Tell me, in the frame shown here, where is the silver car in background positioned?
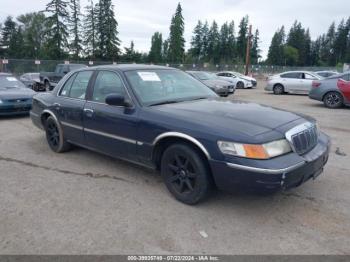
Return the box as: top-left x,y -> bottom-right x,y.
265,71 -> 322,95
216,71 -> 256,89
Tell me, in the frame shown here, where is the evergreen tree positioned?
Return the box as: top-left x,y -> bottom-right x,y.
310,37 -> 322,66
236,16 -> 249,62
0,16 -> 17,57
219,22 -> 230,62
148,32 -> 163,63
96,0 -> 120,60
267,26 -> 285,65
251,29 -> 261,64
320,22 -> 336,65
227,20 -> 236,62
162,39 -> 169,61
287,21 -> 310,66
167,3 -> 185,63
334,19 -> 350,64
207,20 -> 220,64
190,20 -> 203,62
45,0 -> 69,59
69,0 -> 82,58
201,21 -> 209,60
83,0 -> 98,58
17,12 -> 48,59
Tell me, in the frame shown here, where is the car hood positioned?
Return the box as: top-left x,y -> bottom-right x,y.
202,79 -> 230,87
0,87 -> 35,100
151,99 -> 306,140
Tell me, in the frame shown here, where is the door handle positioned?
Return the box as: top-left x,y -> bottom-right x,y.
84,108 -> 94,117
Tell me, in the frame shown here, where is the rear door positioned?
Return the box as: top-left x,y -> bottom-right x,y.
54,70 -> 93,145
83,70 -> 139,160
300,73 -> 318,93
280,72 -> 302,92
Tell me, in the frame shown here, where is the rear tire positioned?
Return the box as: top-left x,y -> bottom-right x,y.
323,92 -> 343,108
273,84 -> 284,95
161,143 -> 213,205
44,116 -> 71,153
237,81 -> 244,89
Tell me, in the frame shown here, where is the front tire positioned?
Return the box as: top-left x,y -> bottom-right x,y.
161,143 -> 212,205
45,116 -> 71,153
237,81 -> 244,89
323,92 -> 343,108
273,84 -> 284,95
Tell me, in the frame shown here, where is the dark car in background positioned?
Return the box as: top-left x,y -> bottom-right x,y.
309,72 -> 350,108
0,73 -> 36,116
30,65 -> 330,204
39,63 -> 87,91
186,71 -> 234,96
20,73 -> 44,91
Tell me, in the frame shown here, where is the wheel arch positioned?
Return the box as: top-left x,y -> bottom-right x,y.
152,132 -> 211,170
322,90 -> 344,101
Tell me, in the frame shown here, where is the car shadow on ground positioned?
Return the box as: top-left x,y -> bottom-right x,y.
0,114 -> 30,120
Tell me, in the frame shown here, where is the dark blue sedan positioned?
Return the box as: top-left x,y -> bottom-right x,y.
30,65 -> 330,204
0,73 -> 36,116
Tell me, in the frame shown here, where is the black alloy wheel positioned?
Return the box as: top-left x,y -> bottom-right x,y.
161,143 -> 212,205
45,116 -> 71,153
323,92 -> 343,109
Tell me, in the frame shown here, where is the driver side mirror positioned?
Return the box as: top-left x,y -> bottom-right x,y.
105,94 -> 132,107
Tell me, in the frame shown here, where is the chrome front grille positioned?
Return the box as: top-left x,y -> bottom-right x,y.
286,122 -> 318,155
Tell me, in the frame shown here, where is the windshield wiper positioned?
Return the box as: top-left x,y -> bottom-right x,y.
149,100 -> 181,106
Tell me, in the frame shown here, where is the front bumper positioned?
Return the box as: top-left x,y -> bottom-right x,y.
0,104 -> 32,116
210,132 -> 330,192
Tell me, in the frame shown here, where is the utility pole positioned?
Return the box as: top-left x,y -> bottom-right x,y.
245,25 -> 252,76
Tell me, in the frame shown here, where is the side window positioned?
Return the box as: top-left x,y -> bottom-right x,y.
281,73 -> 301,79
217,73 -> 224,77
304,73 -> 317,80
91,71 -> 126,103
59,73 -> 77,97
68,71 -> 93,99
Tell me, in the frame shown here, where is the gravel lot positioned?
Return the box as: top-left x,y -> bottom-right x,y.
0,80 -> 349,255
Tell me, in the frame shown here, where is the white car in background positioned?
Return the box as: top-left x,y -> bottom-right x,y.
265,71 -> 322,95
216,71 -> 257,89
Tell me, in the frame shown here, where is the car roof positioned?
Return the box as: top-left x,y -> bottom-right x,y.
86,64 -> 173,72
280,71 -> 316,74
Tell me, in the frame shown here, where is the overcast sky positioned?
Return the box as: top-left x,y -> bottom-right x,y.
0,0 -> 349,59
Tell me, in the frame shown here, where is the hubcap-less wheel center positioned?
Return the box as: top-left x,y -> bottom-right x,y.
179,169 -> 187,178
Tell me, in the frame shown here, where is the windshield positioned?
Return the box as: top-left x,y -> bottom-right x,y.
192,71 -> 217,80
125,69 -> 217,106
0,76 -> 26,90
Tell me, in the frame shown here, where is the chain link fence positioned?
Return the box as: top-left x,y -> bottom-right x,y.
0,58 -> 340,79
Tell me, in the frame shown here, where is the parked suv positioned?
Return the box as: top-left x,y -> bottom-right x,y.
265,71 -> 322,95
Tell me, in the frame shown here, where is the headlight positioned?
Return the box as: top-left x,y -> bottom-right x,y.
217,139 -> 292,159
0,99 -> 3,104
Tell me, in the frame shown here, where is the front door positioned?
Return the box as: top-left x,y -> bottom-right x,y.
54,70 -> 93,144
83,70 -> 139,160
